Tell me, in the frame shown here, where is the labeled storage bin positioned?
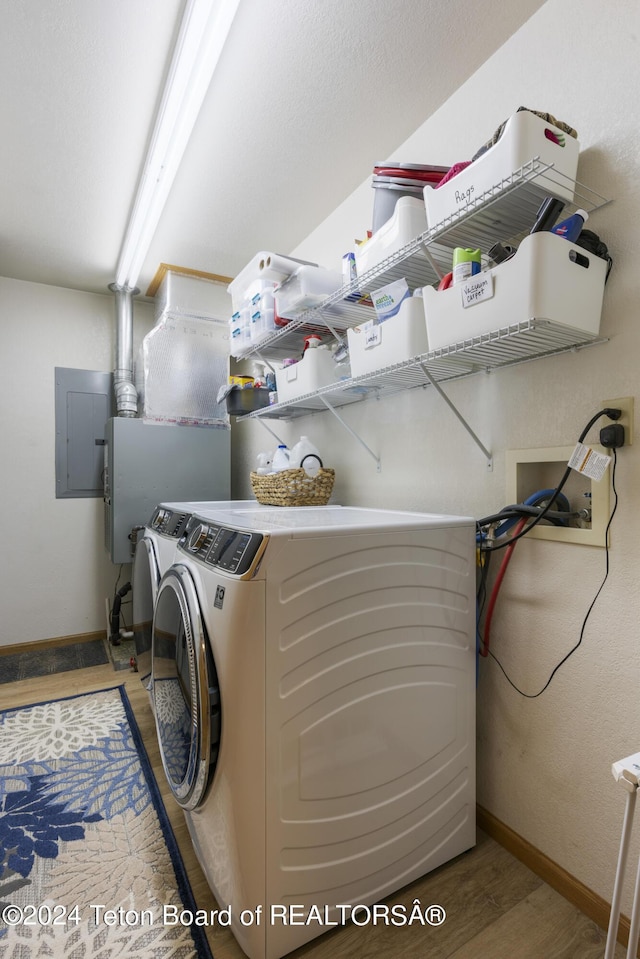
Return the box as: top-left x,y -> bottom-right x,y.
423,231 -> 607,352
250,468 -> 335,506
355,196 -> 428,279
347,296 -> 429,376
275,346 -> 337,403
423,111 -> 580,228
275,265 -> 343,319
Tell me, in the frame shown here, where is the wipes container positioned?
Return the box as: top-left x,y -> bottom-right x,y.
423,231 -> 606,352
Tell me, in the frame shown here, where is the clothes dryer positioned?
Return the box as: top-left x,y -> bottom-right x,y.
151,505 -> 476,959
132,500 -> 256,696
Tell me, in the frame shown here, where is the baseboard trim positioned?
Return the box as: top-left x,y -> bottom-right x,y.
477,804 -> 634,954
0,630 -> 107,657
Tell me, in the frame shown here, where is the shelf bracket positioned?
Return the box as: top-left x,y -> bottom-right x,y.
419,241 -> 445,281
419,364 -> 493,470
317,395 -> 381,471
255,418 -> 287,447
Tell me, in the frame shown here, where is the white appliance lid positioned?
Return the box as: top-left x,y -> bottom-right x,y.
184,504 -> 474,534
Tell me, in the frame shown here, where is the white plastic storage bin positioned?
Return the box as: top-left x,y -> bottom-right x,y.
354,196 -> 427,278
423,111 -> 580,228
347,297 -> 429,377
275,265 -> 343,319
423,231 -> 607,352
275,347 -> 338,403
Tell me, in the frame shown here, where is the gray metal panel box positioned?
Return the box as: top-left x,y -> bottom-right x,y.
55,368 -> 114,498
104,417 -> 230,564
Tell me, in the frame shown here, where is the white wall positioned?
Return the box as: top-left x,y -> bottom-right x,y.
232,0 -> 640,914
0,277 -> 155,646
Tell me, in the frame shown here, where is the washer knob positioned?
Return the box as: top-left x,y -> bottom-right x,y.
152,508 -> 169,529
187,523 -> 209,552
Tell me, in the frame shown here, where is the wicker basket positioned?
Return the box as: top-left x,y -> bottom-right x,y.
250,468 -> 335,507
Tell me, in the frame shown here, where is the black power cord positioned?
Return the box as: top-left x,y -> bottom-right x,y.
488,447 -> 619,697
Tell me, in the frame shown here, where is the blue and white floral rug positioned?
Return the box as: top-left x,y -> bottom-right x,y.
0,686 -> 213,958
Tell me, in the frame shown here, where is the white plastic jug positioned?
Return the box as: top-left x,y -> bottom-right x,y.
271,444 -> 290,472
290,436 -> 322,476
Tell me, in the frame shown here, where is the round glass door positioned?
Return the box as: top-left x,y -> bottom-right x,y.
152,565 -> 221,810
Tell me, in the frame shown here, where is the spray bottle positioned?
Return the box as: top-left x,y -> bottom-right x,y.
551,208 -> 589,243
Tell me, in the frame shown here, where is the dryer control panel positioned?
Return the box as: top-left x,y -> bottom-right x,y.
179,519 -> 264,576
149,507 -> 190,539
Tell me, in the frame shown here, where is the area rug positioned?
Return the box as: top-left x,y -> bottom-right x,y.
0,686 -> 213,958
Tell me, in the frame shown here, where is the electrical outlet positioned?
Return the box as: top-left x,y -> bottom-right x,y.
602,397 -> 634,446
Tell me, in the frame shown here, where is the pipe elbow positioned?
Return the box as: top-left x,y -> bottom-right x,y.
114,376 -> 138,416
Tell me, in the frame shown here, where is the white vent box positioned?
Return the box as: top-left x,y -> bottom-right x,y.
354,196 -> 428,279
347,297 -> 429,377
423,111 -> 580,228
423,231 -> 607,352
275,347 -> 338,403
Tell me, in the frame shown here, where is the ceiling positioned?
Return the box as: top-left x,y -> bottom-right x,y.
1,0 -> 547,301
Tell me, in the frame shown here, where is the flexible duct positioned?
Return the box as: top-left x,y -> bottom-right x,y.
109,282 -> 139,416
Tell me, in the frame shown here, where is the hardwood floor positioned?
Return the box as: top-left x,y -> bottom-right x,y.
1,663 -> 625,958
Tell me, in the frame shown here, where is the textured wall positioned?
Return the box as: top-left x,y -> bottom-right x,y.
231,0 -> 640,912
0,278 -> 154,645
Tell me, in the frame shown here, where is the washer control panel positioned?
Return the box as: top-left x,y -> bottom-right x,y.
179,519 -> 263,576
149,507 -> 190,539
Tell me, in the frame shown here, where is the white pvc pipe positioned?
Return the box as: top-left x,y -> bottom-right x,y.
625,848 -> 640,958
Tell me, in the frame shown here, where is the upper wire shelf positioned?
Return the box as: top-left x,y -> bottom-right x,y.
232,157 -> 610,363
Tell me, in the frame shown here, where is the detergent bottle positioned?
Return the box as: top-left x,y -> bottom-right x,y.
271,445 -> 291,472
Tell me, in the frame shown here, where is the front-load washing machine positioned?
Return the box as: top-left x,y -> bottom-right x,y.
151,505 -> 476,959
132,500 -> 256,697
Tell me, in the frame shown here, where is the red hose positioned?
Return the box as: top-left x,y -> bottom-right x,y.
480,517 -> 528,657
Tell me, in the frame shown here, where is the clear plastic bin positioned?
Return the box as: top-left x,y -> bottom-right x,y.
275,265 -> 343,320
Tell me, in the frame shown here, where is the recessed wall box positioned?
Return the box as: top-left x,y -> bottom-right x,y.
506,446 -> 611,547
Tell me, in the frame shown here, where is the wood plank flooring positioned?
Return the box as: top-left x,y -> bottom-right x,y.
0,664 -> 625,958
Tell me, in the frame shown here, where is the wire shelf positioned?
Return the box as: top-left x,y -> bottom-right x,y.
232,158 -> 609,363
237,319 -> 608,422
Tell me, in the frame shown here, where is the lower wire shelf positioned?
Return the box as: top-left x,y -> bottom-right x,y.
237,318 -> 609,423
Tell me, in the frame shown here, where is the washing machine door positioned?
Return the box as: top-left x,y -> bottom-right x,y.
151,564 -> 221,810
132,536 -> 159,687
